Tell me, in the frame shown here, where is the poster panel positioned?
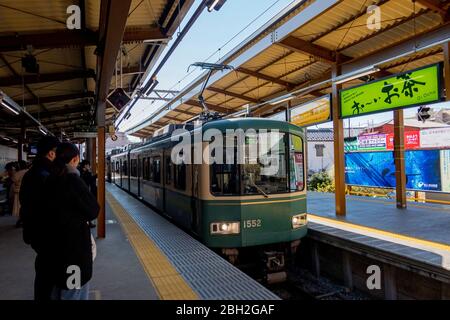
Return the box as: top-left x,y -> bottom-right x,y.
345,150 -> 441,191
386,131 -> 420,150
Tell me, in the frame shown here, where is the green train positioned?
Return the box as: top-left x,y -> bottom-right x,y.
110,118 -> 307,271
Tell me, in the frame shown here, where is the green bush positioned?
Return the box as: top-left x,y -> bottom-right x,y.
308,171 -> 334,192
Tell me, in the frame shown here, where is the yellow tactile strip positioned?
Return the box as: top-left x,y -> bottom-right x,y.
106,191 -> 199,300
308,213 -> 450,252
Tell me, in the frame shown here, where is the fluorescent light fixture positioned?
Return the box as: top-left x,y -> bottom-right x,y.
39,127 -> 48,136
142,37 -> 171,44
207,0 -> 220,12
1,100 -> 20,115
334,66 -> 380,84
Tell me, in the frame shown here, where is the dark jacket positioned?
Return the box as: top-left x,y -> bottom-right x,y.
43,165 -> 99,289
80,170 -> 97,197
20,157 -> 53,251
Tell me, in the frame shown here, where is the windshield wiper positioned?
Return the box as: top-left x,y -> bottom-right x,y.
248,175 -> 268,198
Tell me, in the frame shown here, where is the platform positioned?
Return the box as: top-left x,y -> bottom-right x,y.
0,200 -> 158,300
307,192 -> 450,272
106,184 -> 279,300
0,184 -> 279,300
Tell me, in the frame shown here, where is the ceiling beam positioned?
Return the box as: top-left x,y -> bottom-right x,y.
277,36 -> 351,63
236,67 -> 294,88
184,100 -> 231,114
338,9 -> 430,52
41,114 -> 87,126
207,87 -> 259,103
0,69 -> 95,86
18,91 -> 95,106
174,109 -> 198,116
31,104 -> 91,119
162,115 -> 183,122
416,0 -> 448,16
0,26 -> 167,52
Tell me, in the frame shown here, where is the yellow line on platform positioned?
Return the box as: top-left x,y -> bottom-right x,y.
307,213 -> 450,252
106,191 -> 199,300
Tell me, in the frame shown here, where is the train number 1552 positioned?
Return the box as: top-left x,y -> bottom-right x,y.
243,219 -> 262,229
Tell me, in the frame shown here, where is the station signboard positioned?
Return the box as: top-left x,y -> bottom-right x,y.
340,63 -> 442,118
290,95 -> 331,127
73,131 -> 98,138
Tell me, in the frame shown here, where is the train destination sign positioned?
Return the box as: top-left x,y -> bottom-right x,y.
340,63 -> 442,118
290,94 -> 331,127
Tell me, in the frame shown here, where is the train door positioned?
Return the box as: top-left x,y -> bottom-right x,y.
191,148 -> 200,235
137,154 -> 141,197
119,159 -> 123,187
162,150 -> 167,213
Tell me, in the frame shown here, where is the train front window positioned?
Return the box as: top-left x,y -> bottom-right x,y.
210,131 -> 304,196
242,131 -> 288,195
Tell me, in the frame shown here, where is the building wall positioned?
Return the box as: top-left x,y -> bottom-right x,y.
0,145 -> 18,170
307,140 -> 334,173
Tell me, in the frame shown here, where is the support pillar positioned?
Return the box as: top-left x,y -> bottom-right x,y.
97,126 -> 106,238
394,109 -> 406,208
332,58 -> 346,216
91,137 -> 97,175
443,42 -> 450,100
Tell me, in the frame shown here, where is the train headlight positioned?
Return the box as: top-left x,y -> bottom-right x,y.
210,222 -> 240,235
292,214 -> 307,229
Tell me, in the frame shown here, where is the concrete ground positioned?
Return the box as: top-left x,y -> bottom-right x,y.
0,202 -> 158,300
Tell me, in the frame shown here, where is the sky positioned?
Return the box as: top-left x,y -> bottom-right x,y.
119,0 -> 297,132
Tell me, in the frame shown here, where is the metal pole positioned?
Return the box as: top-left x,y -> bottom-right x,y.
394,109 -> 406,208
97,125 -> 106,238
18,116 -> 25,161
332,55 -> 346,216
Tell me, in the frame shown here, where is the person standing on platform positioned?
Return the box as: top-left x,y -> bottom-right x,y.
3,162 -> 16,215
20,136 -> 60,300
44,143 -> 99,300
79,160 -> 97,228
12,160 -> 28,227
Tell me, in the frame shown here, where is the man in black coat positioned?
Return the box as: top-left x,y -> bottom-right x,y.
79,160 -> 97,228
19,136 -> 60,300
44,143 -> 99,300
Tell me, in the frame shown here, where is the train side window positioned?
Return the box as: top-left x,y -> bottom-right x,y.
174,164 -> 186,190
153,156 -> 161,184
165,156 -> 172,185
131,159 -> 137,177
142,158 -> 148,180
149,157 -> 154,181
289,134 -> 304,191
123,160 -> 128,175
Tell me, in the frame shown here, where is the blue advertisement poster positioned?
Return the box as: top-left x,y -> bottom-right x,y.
345,150 -> 441,191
